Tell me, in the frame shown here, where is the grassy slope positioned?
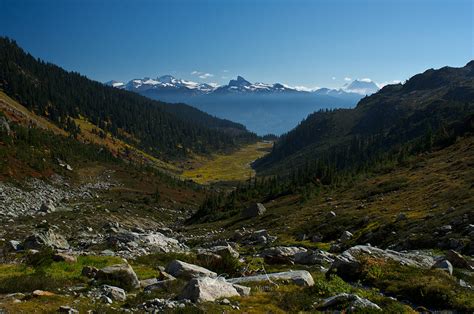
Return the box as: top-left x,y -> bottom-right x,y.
185,136 -> 473,250
182,141 -> 272,184
0,91 -> 179,174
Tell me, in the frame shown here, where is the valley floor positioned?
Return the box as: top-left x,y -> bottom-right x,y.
182,141 -> 272,185
0,137 -> 473,313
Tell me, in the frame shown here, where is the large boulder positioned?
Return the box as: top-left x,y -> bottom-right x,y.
229,270 -> 314,287
96,263 -> 140,290
241,203 -> 266,219
261,246 -> 334,265
294,249 -> 335,265
23,229 -> 69,250
53,253 -> 77,263
106,230 -> 187,253
242,229 -> 277,245
328,245 -> 434,281
445,250 -> 473,270
100,285 -> 127,301
261,246 -> 308,264
165,260 -> 217,279
317,293 -> 381,311
179,277 -> 240,302
208,245 -> 239,259
431,259 -> 453,275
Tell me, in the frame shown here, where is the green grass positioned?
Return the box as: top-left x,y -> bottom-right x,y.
0,253 -> 123,293
182,142 -> 272,184
358,257 -> 474,312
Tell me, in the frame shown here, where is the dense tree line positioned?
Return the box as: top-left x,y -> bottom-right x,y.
190,60 -> 474,223
256,61 -> 474,173
0,37 -> 256,160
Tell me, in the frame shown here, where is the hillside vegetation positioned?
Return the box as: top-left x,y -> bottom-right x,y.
255,61 -> 474,175
0,37 -> 256,161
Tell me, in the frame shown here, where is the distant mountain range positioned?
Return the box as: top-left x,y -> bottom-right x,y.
106,76 -> 380,135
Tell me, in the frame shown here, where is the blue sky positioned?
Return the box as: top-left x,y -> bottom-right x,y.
1,0 -> 472,89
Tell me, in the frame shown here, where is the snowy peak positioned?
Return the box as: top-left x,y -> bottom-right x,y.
214,76 -> 297,94
229,76 -> 252,87
112,75 -> 218,93
343,79 -> 379,95
105,80 -> 125,88
106,75 -> 380,97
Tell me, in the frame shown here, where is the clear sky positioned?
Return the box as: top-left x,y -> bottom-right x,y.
1,0 -> 472,89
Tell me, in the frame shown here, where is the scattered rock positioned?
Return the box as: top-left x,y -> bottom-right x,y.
241,203 -> 266,219
100,285 -> 127,302
208,244 -> 239,259
144,279 -> 176,292
139,298 -> 189,311
261,246 -> 307,264
9,240 -> 22,251
81,266 -> 98,278
445,250 -> 473,270
431,259 -> 453,275
96,263 -> 140,290
179,277 -> 240,303
229,270 -> 314,287
197,252 -> 222,264
439,225 -> 452,232
39,202 -> 55,213
58,305 -> 79,313
23,229 -> 69,250
140,278 -> 159,288
294,249 -> 335,265
326,211 -> 337,218
53,252 -> 77,263
328,245 -> 434,281
165,260 -> 217,279
32,290 -> 55,297
242,229 -> 277,245
232,283 -> 251,296
340,231 -> 353,242
318,293 -> 381,311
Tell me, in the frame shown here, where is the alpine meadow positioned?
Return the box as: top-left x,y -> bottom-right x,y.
0,0 -> 473,313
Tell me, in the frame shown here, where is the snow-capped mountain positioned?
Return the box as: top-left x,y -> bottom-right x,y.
106,75 -> 216,94
213,76 -> 296,94
104,80 -> 125,88
342,79 -> 379,95
108,75 -> 379,97
106,75 -> 377,135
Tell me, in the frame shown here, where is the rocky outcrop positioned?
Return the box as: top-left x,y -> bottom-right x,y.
317,293 -> 381,311
445,250 -> 473,270
261,246 -> 307,264
179,277 -> 240,302
241,203 -> 266,219
261,246 -> 334,265
327,245 -> 435,281
208,245 -> 239,259
96,263 -> 140,290
432,259 -> 453,275
99,285 -> 127,301
53,253 -> 77,263
229,270 -> 314,287
106,229 -> 188,255
165,260 -> 217,279
23,229 -> 70,250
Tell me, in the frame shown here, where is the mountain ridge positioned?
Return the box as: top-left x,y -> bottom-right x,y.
108,75 -> 372,135
254,60 -> 474,174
